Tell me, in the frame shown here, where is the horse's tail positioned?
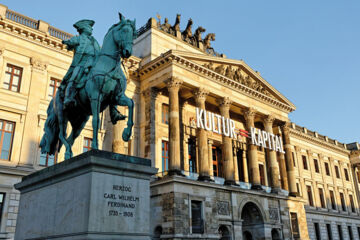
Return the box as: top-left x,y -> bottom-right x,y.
39,99 -> 60,155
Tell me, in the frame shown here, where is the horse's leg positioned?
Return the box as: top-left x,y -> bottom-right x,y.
116,94 -> 134,141
58,116 -> 72,160
90,98 -> 101,149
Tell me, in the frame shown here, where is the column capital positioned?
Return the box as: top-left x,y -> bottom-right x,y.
244,107 -> 256,125
306,149 -> 313,155
294,146 -> 301,153
217,97 -> 232,109
142,87 -> 159,100
193,88 -> 209,104
208,139 -> 213,145
264,114 -> 275,125
280,121 -> 291,134
166,76 -> 183,90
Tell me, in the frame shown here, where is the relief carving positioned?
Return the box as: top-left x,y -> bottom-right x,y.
30,57 -> 47,71
217,201 -> 230,215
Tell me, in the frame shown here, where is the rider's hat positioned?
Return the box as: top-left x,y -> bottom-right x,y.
73,19 -> 95,31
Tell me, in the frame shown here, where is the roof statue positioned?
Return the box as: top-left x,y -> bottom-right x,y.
40,14 -> 137,160
155,13 -> 223,57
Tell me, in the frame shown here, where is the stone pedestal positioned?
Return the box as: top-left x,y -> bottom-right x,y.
14,150 -> 157,240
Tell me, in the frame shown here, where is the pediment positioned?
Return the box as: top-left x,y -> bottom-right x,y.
171,50 -> 296,111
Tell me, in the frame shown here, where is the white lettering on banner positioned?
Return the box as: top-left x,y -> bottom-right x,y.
194,108 -> 285,153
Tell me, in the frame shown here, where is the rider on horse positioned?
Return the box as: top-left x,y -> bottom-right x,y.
60,19 -> 125,123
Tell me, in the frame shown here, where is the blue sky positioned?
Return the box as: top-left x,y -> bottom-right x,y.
2,0 -> 359,144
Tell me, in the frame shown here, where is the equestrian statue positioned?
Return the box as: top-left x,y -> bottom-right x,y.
40,13 -> 136,160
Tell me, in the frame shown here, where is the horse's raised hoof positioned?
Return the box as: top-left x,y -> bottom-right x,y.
65,151 -> 73,160
111,113 -> 127,124
122,127 -> 132,142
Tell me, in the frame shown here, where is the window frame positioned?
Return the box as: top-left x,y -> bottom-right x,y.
339,192 -> 346,211
314,159 -> 320,173
161,140 -> 169,172
0,193 -> 5,227
302,155 -> 308,170
3,63 -> 23,92
39,152 -> 58,167
344,168 -> 349,181
83,137 -> 92,153
335,165 -> 340,178
191,200 -> 204,234
307,185 -> 314,207
318,188 -> 326,208
329,190 -> 336,210
0,119 -> 15,161
48,77 -> 62,100
161,104 -> 169,125
325,162 -> 331,176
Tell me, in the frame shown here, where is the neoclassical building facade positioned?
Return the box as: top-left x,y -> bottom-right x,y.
0,4 -> 359,240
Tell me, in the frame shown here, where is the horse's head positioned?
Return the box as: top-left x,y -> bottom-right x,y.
113,13 -> 137,59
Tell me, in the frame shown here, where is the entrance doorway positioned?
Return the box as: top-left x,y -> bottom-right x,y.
212,146 -> 222,177
241,202 -> 265,239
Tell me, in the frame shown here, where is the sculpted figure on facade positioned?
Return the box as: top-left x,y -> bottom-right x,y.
170,14 -> 181,35
160,17 -> 171,33
203,33 -> 216,53
194,26 -> 206,48
182,18 -> 193,44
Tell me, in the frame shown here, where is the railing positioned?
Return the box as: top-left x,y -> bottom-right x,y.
136,21 -> 151,38
48,26 -> 72,40
6,9 -> 38,30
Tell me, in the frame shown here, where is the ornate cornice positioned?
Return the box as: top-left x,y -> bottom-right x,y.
139,51 -> 295,113
289,127 -> 350,155
0,18 -> 72,56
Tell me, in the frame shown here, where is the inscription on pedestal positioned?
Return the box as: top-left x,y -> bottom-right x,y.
104,185 -> 140,218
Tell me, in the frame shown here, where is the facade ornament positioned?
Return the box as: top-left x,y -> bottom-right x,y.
264,114 -> 275,125
217,97 -> 232,109
166,76 -> 183,90
194,26 -> 206,48
170,14 -> 181,34
193,88 -> 209,104
142,87 -> 159,100
181,18 -> 193,44
160,17 -> 171,33
244,107 -> 256,124
30,57 -> 47,71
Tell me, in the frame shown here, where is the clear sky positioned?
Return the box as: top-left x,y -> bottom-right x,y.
2,0 -> 359,144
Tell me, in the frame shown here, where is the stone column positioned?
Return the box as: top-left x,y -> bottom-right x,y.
194,88 -> 211,181
242,149 -> 249,183
208,139 -> 214,177
218,97 -> 236,185
277,150 -> 289,191
19,58 -> 47,167
244,108 -> 261,189
166,77 -> 183,175
233,142 -> 240,182
263,115 -> 281,193
281,122 -> 298,197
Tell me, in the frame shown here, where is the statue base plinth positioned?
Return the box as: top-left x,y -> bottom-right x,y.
14,150 -> 157,240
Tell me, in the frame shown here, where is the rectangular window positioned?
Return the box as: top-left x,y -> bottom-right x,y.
314,159 -> 320,173
191,200 -> 203,234
162,140 -> 169,172
0,120 -> 15,161
357,227 -> 360,240
188,138 -> 196,173
292,152 -> 296,167
39,152 -> 57,167
259,164 -> 265,185
302,155 -> 308,170
338,225 -> 343,240
3,64 -> 22,92
325,162 -> 330,176
326,224 -> 333,240
319,188 -> 326,208
47,78 -> 61,100
307,185 -> 314,206
212,146 -> 222,177
290,212 -> 300,239
344,169 -> 349,181
314,222 -> 321,240
161,104 -> 169,124
0,193 -> 4,226
348,226 -> 353,240
335,166 -> 340,178
330,190 -> 336,210
340,192 -> 346,211
83,137 -> 92,153
349,195 -> 355,213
